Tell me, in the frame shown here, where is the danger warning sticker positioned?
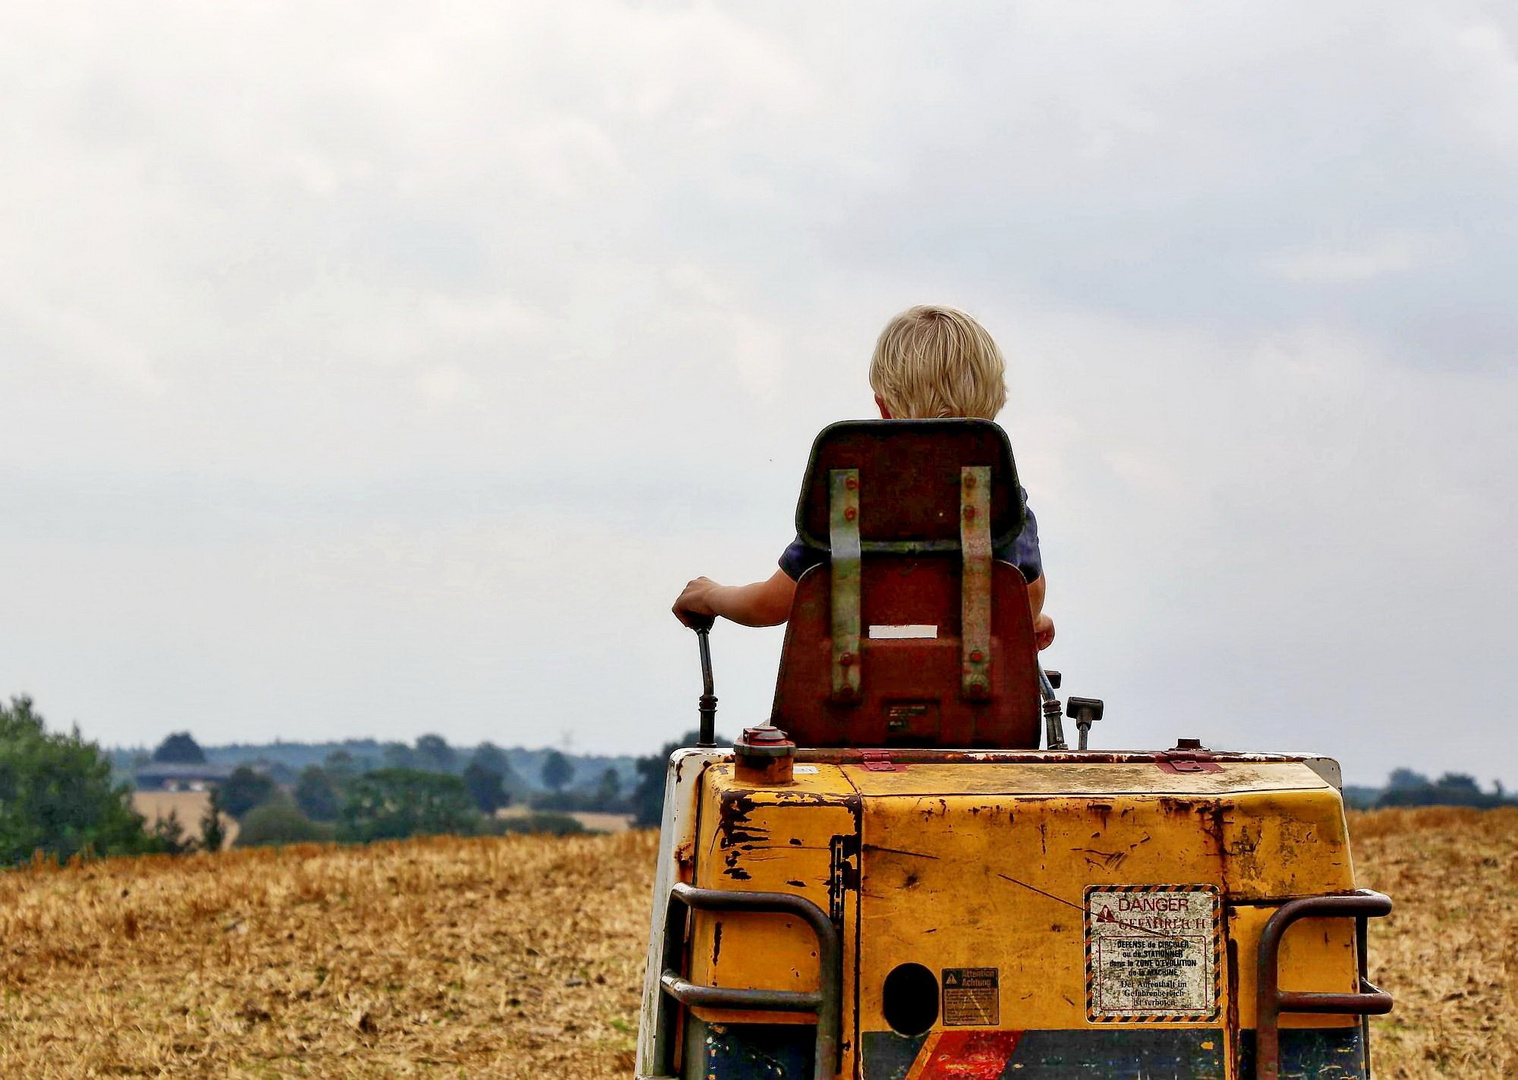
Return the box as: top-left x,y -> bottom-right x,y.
1084,885 -> 1221,1023
941,967 -> 999,1026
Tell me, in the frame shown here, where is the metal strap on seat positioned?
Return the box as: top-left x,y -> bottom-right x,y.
829,469 -> 861,702
960,466 -> 991,698
652,882 -> 842,1080
1255,889 -> 1393,1080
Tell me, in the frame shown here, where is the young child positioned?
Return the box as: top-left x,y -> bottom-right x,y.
672,304 -> 1055,650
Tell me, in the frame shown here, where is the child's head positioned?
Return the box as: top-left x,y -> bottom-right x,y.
868,305 -> 1007,420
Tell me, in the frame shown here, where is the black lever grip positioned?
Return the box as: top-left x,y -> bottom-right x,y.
685,613 -> 716,632
1067,697 -> 1104,724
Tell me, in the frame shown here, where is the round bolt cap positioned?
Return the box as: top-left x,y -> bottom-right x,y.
736,725 -> 796,760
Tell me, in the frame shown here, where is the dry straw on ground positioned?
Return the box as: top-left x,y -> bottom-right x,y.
0,831 -> 657,1079
0,809 -> 1510,1077
1351,807 -> 1518,1079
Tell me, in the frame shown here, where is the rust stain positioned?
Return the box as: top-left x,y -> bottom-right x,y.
863,845 -> 940,860
1075,836 -> 1150,872
1087,802 -> 1113,829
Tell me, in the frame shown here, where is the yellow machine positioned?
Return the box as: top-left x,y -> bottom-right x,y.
636,421 -> 1391,1080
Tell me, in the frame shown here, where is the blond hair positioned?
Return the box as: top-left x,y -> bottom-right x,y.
869,305 -> 1007,419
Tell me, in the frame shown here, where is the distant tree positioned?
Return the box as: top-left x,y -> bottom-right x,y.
470,742 -> 513,776
294,765 -> 341,822
0,695 -> 159,865
218,766 -> 277,819
594,767 -> 621,808
471,742 -> 527,798
1436,772 -> 1481,792
1375,770 -> 1512,809
234,799 -> 336,848
541,750 -> 574,793
323,750 -> 359,782
381,742 -> 416,770
151,732 -> 206,765
414,734 -> 457,774
1386,768 -> 1430,790
632,730 -> 722,827
337,769 -> 480,843
463,762 -> 510,814
199,787 -> 227,852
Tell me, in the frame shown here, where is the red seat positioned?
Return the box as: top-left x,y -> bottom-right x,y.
770,420 -> 1042,749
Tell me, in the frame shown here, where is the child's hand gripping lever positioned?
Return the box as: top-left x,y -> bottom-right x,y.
686,614 -> 719,747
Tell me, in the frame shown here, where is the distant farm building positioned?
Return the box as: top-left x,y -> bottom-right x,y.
133,762 -> 234,792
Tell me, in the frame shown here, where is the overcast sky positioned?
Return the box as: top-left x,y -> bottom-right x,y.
2,2 -> 1514,785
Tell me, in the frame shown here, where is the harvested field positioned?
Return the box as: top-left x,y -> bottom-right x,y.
0,831 -> 658,1079
0,809 -> 1509,1078
1351,807 -> 1518,1079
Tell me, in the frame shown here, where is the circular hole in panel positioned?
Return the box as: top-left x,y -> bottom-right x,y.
882,962 -> 939,1036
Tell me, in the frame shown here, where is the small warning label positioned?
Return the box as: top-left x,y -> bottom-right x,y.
941,967 -> 999,1026
1085,885 -> 1220,1022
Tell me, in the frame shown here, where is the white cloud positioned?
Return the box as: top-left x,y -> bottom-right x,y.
1262,236 -> 1423,284
1,2 -> 1515,787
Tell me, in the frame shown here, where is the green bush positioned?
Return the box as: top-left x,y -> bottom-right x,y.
219,765 -> 277,819
233,799 -> 336,848
0,696 -> 162,865
294,765 -> 341,822
337,768 -> 480,843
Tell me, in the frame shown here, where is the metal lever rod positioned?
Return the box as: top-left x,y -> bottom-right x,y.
1038,665 -> 1067,750
688,614 -> 718,747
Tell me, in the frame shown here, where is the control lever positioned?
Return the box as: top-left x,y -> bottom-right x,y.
1067,697 -> 1104,751
1038,666 -> 1067,750
686,614 -> 718,747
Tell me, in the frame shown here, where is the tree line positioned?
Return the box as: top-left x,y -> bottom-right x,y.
1345,768 -> 1517,810
0,696 -> 658,866
154,734 -> 619,850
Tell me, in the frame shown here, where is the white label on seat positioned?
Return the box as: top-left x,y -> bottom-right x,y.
868,624 -> 938,639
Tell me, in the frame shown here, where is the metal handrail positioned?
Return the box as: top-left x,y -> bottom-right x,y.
1255,890 -> 1393,1080
651,882 -> 841,1080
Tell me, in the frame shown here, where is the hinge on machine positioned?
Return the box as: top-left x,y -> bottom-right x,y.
959,466 -> 992,700
861,750 -> 899,772
829,468 -> 862,703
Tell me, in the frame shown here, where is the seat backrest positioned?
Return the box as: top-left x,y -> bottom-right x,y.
770,419 -> 1042,749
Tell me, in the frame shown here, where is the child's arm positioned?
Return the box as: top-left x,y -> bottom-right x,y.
1028,574 -> 1056,650
673,569 -> 797,628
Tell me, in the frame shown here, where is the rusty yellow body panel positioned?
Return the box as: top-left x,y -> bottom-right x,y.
689,764 -> 860,1031
677,754 -> 1369,1079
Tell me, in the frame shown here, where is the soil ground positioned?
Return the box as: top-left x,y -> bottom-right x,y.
0,809 -> 1509,1078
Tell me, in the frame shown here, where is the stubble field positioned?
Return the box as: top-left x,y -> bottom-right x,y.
0,808 -> 1511,1078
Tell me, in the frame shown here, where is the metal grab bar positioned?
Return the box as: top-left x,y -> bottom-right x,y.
1255,890 -> 1393,1080
652,882 -> 842,1080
